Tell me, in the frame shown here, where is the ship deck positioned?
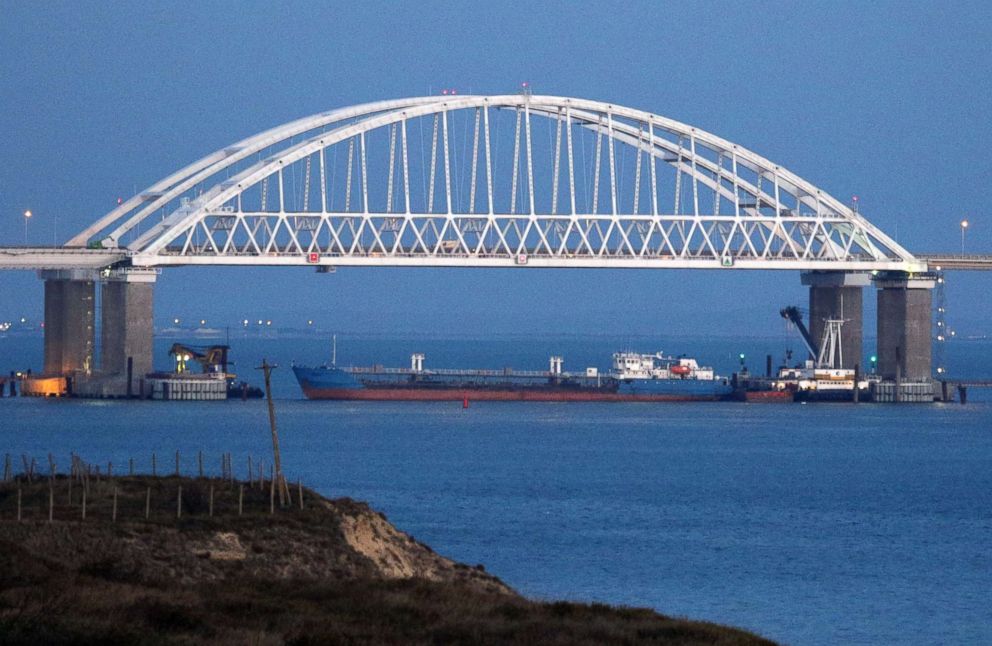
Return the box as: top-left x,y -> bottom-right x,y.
346,367 -> 604,386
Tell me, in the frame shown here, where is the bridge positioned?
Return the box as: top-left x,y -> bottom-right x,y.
914,254 -> 992,271
0,94 -> 967,398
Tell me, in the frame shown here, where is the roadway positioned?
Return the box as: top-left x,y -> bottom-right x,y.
0,247 -> 127,270
914,254 -> 992,270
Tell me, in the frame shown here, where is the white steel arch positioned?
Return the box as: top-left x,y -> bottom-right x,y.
72,95 -> 924,272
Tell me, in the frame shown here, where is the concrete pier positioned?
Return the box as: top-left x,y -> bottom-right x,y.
38,268 -> 156,398
41,270 -> 96,376
801,271 -> 869,369
875,272 -> 936,382
101,271 -> 156,382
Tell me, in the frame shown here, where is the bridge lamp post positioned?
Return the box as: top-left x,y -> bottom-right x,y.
22,210 -> 31,244
960,219 -> 969,253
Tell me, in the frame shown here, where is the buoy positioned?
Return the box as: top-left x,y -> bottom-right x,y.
462,396 -> 469,409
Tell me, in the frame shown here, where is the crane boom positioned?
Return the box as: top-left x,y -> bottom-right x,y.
780,306 -> 818,361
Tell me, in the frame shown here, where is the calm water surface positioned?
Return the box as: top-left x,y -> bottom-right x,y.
2,335 -> 990,645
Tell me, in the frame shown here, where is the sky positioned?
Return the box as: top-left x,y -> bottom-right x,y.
1,0 -> 990,339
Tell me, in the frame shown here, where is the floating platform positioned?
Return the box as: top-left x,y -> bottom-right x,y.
147,373 -> 228,400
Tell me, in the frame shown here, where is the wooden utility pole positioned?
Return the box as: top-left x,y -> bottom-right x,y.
257,359 -> 290,505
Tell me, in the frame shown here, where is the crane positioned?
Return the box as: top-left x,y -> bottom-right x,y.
169,343 -> 230,376
779,306 -> 818,361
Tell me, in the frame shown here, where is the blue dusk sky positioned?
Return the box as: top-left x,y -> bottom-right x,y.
1,1 -> 990,337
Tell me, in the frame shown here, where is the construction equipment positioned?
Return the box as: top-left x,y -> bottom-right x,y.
779,306 -> 818,361
169,344 -> 230,375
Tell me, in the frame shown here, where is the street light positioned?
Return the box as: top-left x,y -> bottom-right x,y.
960,219 -> 969,253
23,210 -> 32,244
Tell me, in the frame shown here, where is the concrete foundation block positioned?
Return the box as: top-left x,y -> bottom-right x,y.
42,278 -> 95,375
101,280 -> 155,381
877,285 -> 933,381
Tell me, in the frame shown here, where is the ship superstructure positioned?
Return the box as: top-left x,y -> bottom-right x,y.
774,317 -> 873,400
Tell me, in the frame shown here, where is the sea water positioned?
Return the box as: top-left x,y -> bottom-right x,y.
1,334 -> 990,645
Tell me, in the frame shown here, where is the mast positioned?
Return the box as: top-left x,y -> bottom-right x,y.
816,319 -> 845,369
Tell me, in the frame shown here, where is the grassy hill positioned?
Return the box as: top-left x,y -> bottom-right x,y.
0,475 -> 774,645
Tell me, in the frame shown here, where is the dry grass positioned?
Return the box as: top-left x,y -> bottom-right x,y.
0,477 -> 775,645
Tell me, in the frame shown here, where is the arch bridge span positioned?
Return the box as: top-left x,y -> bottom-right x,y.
70,94 -> 923,272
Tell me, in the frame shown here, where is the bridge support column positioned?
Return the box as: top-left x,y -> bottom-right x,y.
874,272 -> 935,383
101,270 -> 157,390
800,271 -> 869,369
40,270 -> 96,376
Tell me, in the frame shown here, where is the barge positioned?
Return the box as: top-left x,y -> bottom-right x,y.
293,350 -> 734,402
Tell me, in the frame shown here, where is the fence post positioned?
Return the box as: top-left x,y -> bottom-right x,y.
298,479 -> 304,510
145,487 -> 151,520
112,487 -> 118,522
269,466 -> 275,514
238,484 -> 244,516
129,457 -> 134,476
48,456 -> 56,515
3,453 -> 10,481
177,485 -> 182,519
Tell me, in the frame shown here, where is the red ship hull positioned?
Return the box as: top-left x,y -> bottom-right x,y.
744,390 -> 794,403
300,386 -> 726,402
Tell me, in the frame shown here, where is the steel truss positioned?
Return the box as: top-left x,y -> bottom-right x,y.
70,95 -> 923,271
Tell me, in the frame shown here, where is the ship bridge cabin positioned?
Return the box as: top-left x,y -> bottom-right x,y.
610,352 -> 715,381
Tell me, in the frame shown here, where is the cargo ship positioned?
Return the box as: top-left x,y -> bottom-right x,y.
293,350 -> 733,402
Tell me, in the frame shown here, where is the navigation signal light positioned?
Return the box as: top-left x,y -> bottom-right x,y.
307,252 -> 320,264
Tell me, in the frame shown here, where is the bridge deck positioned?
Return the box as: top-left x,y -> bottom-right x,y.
915,254 -> 992,270
0,247 -> 127,270
1,247 -> 990,272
